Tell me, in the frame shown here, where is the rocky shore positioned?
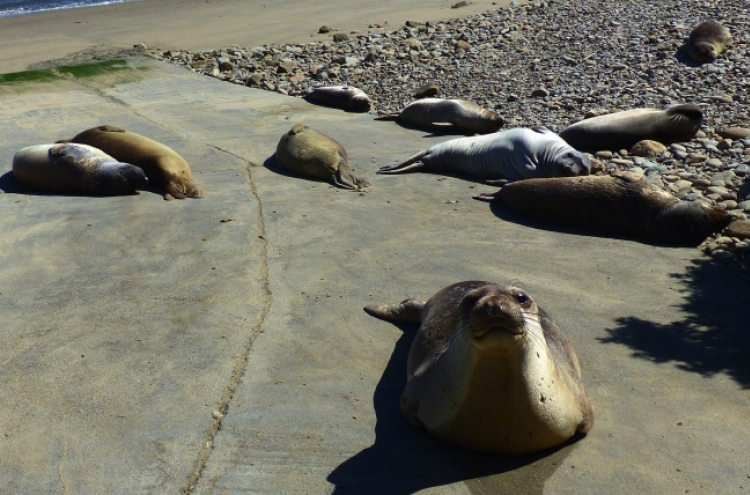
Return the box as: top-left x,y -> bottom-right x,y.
140,0 -> 750,267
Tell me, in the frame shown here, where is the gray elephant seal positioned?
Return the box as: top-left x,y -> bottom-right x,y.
364,281 -> 594,455
304,86 -> 372,112
378,127 -> 591,181
13,143 -> 148,195
474,171 -> 731,246
686,21 -> 732,63
276,124 -> 370,190
376,98 -> 504,134
558,104 -> 703,151
58,125 -> 203,200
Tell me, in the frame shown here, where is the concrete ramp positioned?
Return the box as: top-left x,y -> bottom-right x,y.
0,59 -> 748,494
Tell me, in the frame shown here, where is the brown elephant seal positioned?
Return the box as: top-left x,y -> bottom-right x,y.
12,143 -> 148,195
686,21 -> 732,63
378,127 -> 590,181
364,281 -> 594,455
303,86 -> 372,112
414,82 -> 441,99
474,171 -> 731,246
58,125 -> 203,200
376,98 -> 504,134
558,104 -> 703,151
276,124 -> 370,190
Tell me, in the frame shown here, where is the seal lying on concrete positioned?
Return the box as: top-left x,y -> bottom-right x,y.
276,124 -> 370,190
378,127 -> 591,181
686,21 -> 732,63
474,171 -> 731,246
364,281 -> 594,455
59,125 -> 203,200
13,143 -> 148,196
558,104 -> 703,151
375,98 -> 504,134
304,86 -> 372,112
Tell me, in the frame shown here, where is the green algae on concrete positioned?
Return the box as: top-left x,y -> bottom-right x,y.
0,68 -> 59,84
55,59 -> 137,78
0,59 -> 149,87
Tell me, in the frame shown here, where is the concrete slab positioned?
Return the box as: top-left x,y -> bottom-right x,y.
0,59 -> 748,494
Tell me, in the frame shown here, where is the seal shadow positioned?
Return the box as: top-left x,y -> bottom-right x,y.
0,170 -> 150,198
599,257 -> 750,388
674,45 -> 705,67
383,119 -> 481,137
326,322 -> 580,495
302,99 -> 368,114
0,171 -> 26,193
481,200 -> 702,248
263,154 -> 299,180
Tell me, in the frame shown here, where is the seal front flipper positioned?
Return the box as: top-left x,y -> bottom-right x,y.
374,114 -> 400,121
377,150 -> 429,174
363,298 -> 425,325
472,191 -> 503,202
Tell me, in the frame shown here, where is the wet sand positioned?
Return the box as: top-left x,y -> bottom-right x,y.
0,0 -> 503,74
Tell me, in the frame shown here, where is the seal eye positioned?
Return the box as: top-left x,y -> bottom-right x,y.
514,292 -> 531,306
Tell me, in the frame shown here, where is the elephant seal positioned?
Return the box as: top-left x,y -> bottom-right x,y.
558,104 -> 703,151
276,124 -> 370,190
364,281 -> 594,455
378,127 -> 591,181
474,171 -> 731,246
58,125 -> 203,200
12,143 -> 148,195
304,86 -> 372,112
414,82 -> 441,99
686,21 -> 732,63
375,98 -> 504,134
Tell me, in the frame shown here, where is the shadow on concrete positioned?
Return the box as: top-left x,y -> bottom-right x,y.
327,321 -> 578,495
600,257 -> 750,388
0,171 -> 26,193
481,200 -> 696,247
375,118 -> 483,137
263,153 -> 331,185
0,171 -> 154,198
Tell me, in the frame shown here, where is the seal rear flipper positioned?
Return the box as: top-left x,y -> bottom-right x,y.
377,150 -> 429,174
331,165 -> 370,191
165,178 -> 204,200
374,114 -> 400,121
363,298 -> 425,325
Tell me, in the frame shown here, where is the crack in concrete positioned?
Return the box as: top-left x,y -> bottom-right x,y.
51,75 -> 273,493
58,437 -> 70,495
179,144 -> 272,495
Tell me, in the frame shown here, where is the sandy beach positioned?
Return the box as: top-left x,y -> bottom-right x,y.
0,0 -> 503,74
